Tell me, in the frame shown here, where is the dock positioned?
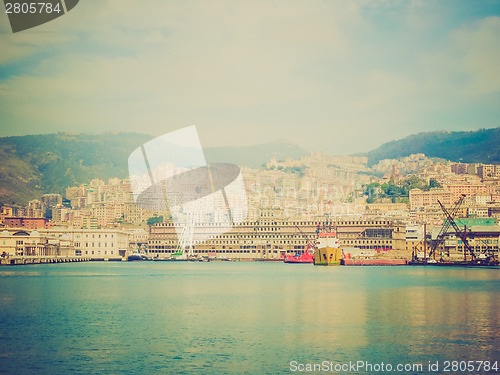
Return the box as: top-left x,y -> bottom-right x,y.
408,259 -> 499,267
1,256 -> 108,266
342,259 -> 408,266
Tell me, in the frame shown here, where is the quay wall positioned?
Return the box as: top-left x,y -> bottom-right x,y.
0,256 -> 120,266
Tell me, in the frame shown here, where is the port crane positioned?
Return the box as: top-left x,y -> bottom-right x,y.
437,196 -> 474,261
427,195 -> 467,259
438,201 -> 499,262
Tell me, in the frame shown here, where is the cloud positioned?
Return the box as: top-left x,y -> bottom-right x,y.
0,1 -> 499,154
0,1 -> 356,130
452,16 -> 500,96
420,16 -> 500,97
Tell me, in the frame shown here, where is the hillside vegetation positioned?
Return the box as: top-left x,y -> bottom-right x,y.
365,127 -> 500,166
0,132 -> 307,205
0,132 -> 152,205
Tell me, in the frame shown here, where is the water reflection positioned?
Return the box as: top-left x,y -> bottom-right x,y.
0,263 -> 499,374
362,267 -> 500,365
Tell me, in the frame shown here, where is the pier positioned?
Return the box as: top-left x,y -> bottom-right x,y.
0,256 -> 107,266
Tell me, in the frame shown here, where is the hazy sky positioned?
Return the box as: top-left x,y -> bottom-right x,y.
1,0 -> 499,154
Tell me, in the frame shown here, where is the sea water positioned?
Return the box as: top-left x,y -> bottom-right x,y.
1,262 -> 499,374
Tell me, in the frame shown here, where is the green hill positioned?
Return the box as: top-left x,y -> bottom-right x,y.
0,132 -> 152,205
0,132 -> 307,205
364,127 -> 500,166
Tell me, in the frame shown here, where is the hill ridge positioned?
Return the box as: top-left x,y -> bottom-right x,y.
0,132 -> 307,205
363,127 -> 500,165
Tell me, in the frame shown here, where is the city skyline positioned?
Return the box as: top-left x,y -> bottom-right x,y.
0,1 -> 499,154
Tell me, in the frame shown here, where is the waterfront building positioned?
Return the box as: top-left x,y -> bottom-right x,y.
39,228 -> 130,259
424,218 -> 499,259
404,224 -> 425,253
0,229 -> 72,257
147,210 -> 406,259
0,227 -> 130,259
441,226 -> 500,259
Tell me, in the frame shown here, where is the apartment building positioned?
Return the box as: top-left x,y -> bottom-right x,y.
409,188 -> 454,211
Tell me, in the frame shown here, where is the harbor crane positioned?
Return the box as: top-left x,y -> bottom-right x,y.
437,196 -> 474,261
427,194 -> 467,259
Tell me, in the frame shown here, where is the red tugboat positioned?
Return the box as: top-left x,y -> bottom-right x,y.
284,243 -> 315,263
284,222 -> 332,264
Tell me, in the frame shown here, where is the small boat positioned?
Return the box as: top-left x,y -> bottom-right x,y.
284,244 -> 314,264
127,253 -> 143,261
127,250 -> 148,261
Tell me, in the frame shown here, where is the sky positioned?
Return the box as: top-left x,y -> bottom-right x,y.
0,0 -> 499,155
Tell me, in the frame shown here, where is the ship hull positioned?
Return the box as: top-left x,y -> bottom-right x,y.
314,246 -> 342,266
284,254 -> 314,264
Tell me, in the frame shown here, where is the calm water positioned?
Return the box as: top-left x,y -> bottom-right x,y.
1,262 -> 499,374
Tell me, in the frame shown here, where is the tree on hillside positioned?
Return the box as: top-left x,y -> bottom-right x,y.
363,176 -> 439,202
428,179 -> 442,189
147,216 -> 163,225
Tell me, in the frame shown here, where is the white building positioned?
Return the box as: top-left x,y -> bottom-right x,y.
0,229 -> 73,257
39,228 -> 130,259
